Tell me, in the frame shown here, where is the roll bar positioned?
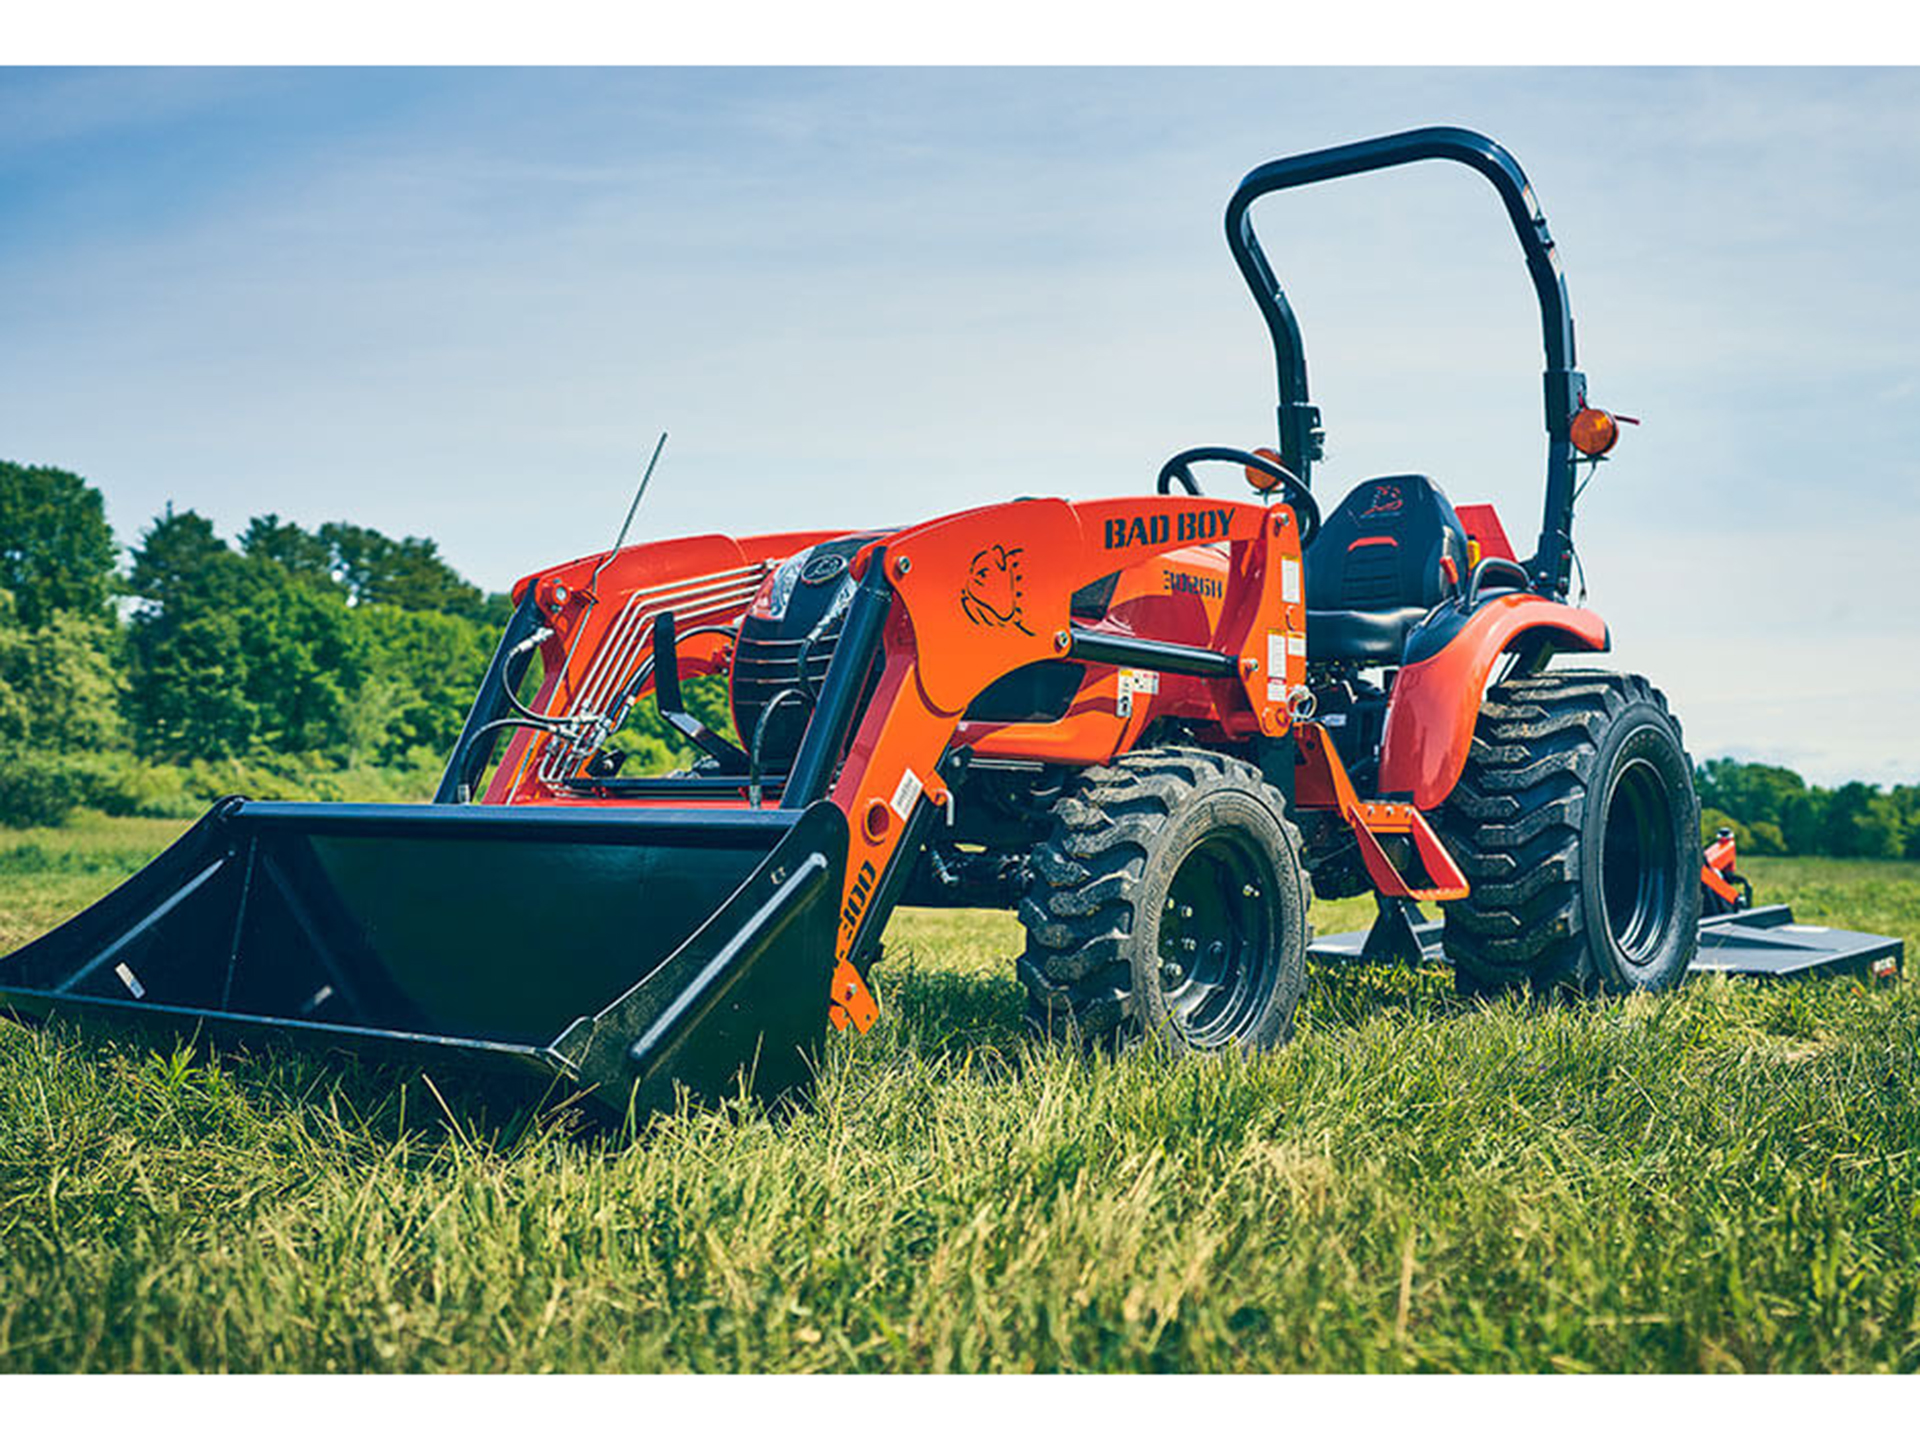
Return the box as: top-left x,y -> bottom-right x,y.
1225,126 -> 1586,597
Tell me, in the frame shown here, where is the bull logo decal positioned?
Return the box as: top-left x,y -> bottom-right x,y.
961,544 -> 1033,634
1358,483 -> 1404,518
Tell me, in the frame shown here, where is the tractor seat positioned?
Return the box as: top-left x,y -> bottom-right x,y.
1304,474 -> 1468,664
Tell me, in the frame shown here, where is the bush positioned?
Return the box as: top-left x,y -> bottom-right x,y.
0,753 -> 84,828
80,753 -> 202,820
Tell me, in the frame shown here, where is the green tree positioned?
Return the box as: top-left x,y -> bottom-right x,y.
0,589 -> 126,826
125,510 -> 370,759
240,513 -> 336,588
319,522 -> 487,619
351,604 -> 495,765
124,509 -> 250,756
128,506 -> 245,616
0,460 -> 118,627
1821,781 -> 1905,859
1893,786 -> 1920,860
235,567 -> 366,753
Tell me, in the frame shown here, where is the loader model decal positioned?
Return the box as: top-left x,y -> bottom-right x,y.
1164,569 -> 1225,600
961,544 -> 1033,635
840,859 -> 878,938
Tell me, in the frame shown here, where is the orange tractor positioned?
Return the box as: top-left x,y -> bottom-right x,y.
4,128 -> 1893,1118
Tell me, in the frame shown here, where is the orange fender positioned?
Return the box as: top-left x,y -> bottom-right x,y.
1377,593 -> 1608,811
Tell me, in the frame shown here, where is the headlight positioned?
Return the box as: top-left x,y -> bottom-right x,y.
763,548 -> 811,621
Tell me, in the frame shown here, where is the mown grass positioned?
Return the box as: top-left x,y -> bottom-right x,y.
1,819 -> 1918,1373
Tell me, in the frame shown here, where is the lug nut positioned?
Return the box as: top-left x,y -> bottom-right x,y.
1161,962 -> 1184,985
1179,904 -> 1194,920
1182,937 -> 1198,952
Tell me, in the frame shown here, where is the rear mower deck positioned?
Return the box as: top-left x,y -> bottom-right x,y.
1309,904 -> 1904,984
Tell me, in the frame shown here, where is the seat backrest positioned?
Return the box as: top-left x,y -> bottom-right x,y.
1304,473 -> 1468,612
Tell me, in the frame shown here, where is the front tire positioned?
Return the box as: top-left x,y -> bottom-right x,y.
1436,670 -> 1701,996
1018,748 -> 1311,1052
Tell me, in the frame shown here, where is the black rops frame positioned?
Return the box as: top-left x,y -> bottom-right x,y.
1225,125 -> 1587,598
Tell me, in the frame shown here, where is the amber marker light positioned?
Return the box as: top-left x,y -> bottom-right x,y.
1570,407 -> 1622,457
1244,447 -> 1288,492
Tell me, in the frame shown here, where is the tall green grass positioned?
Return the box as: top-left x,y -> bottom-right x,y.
1,824 -> 1917,1373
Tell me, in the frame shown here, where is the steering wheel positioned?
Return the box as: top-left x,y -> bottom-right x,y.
1156,446 -> 1321,546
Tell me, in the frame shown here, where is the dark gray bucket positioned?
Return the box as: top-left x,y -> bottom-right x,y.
0,796 -> 848,1119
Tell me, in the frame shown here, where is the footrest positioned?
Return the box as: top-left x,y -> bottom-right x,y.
1294,724 -> 1468,902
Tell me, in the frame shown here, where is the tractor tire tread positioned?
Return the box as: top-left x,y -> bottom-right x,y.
1019,746 -> 1307,1047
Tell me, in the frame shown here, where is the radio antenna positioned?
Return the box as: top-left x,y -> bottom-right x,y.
587,430 -> 667,597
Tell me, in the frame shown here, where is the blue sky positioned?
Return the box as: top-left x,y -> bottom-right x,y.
3,68 -> 1918,784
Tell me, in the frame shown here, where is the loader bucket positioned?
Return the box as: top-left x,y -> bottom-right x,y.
0,797 -> 849,1120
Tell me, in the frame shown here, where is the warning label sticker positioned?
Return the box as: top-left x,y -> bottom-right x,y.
1116,668 -> 1160,717
890,766 -> 924,821
1280,557 -> 1301,604
1267,632 -> 1288,677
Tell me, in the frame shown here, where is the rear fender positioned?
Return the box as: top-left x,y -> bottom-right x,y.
1377,593 -> 1608,810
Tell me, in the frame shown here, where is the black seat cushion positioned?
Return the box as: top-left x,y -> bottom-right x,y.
1304,606 -> 1431,665
1305,474 -> 1468,663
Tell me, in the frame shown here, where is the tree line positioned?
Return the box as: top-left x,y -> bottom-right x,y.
0,458 -> 706,828
1695,758 -> 1920,861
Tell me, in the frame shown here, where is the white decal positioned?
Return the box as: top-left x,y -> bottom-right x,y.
890,767 -> 924,822
1117,668 -> 1159,717
1280,557 -> 1301,604
1267,632 -> 1289,676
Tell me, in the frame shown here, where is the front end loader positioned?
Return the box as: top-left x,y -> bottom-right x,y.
2,128 -> 1899,1120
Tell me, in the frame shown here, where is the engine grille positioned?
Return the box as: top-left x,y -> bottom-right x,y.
729,612 -> 847,767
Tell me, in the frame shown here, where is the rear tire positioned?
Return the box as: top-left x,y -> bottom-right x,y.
1436,670 -> 1701,996
1018,748 -> 1310,1052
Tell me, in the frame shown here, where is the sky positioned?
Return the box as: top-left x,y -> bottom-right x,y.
2,67 -> 1918,785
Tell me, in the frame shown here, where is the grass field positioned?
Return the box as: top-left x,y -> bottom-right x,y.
3,813 -> 1919,1373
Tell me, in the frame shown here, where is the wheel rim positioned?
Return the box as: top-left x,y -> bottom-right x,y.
1156,832 -> 1276,1047
1600,755 -> 1677,964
